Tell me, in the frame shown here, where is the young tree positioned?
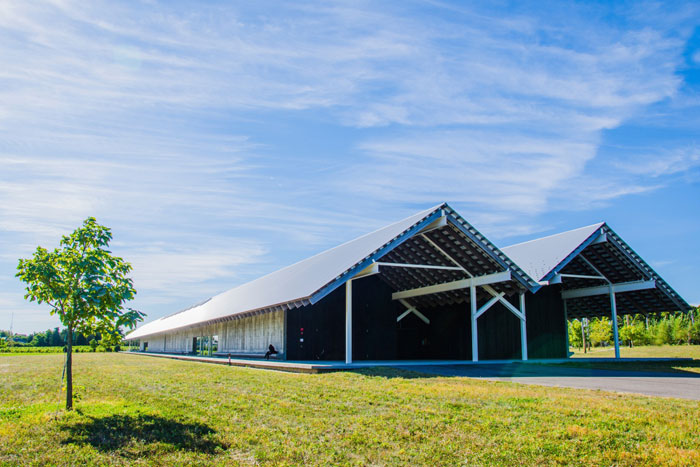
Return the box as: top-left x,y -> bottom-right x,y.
568,319 -> 583,349
16,217 -> 144,410
589,317 -> 613,347
619,319 -> 647,347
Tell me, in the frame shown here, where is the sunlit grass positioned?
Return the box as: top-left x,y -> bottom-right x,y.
1,353 -> 699,466
566,345 -> 700,374
570,344 -> 700,359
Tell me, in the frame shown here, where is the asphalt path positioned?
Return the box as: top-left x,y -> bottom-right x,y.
401,363 -> 700,400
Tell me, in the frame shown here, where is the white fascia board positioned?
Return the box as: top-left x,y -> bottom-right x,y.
391,270 -> 511,300
418,215 -> 447,234
590,233 -> 608,245
352,262 -> 380,279
561,280 -> 656,300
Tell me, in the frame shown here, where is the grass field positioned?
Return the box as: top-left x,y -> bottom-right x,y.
565,345 -> 700,374
2,353 -> 700,466
570,344 -> 700,359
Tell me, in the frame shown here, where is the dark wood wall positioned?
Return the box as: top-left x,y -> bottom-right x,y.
285,275 -> 400,361
285,278 -> 568,361
525,284 -> 568,359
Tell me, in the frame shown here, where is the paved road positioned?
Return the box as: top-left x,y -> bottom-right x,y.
402,363 -> 700,400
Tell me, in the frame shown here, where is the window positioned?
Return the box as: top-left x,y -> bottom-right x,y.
194,335 -> 218,356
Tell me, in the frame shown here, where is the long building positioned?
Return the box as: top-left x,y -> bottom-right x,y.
125,203 -> 690,362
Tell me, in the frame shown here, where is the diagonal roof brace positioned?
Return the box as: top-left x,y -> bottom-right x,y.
397,299 -> 430,324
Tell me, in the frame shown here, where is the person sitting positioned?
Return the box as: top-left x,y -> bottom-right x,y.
264,344 -> 278,360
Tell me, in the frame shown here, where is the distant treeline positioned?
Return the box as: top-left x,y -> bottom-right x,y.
0,327 -> 124,349
569,307 -> 699,349
0,345 -> 117,354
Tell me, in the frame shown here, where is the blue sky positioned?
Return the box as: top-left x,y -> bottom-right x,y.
1,1 -> 698,334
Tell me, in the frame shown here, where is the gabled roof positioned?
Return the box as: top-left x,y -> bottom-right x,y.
126,203 -> 537,340
501,223 -> 604,283
503,222 -> 691,317
127,206 -> 691,340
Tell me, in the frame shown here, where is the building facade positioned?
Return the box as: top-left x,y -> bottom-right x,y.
127,203 -> 690,362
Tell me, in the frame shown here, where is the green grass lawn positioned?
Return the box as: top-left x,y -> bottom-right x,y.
2,353 -> 699,466
570,344 -> 700,359
564,345 -> 700,374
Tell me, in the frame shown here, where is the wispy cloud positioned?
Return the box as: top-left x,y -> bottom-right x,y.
1,0 -> 698,331
613,146 -> 700,177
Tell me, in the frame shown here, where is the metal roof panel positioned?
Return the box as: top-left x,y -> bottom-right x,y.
501,223 -> 604,282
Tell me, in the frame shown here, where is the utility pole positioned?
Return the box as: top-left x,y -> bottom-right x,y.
582,318 -> 587,354
7,312 -> 14,345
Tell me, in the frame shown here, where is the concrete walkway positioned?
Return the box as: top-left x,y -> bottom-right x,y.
402,363 -> 700,400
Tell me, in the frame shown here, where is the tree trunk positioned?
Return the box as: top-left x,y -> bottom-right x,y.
66,327 -> 73,410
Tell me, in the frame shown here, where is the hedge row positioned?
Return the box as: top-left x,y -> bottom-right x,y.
0,345 -> 121,354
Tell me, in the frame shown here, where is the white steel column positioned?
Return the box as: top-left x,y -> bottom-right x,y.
519,293 -> 528,361
610,286 -> 620,359
345,279 -> 353,364
470,284 -> 478,362
563,300 -> 570,353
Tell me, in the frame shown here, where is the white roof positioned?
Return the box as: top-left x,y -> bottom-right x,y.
126,204 -> 443,340
501,223 -> 604,282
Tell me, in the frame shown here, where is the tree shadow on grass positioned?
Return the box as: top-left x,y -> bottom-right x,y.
61,413 -> 226,455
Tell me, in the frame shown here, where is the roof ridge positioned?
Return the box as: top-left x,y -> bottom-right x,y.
502,222 -> 604,250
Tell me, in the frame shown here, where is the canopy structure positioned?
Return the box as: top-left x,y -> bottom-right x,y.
502,223 -> 689,318
126,202 -> 690,363
503,222 -> 690,358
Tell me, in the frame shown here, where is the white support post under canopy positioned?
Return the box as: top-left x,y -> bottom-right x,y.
519,293 -> 528,361
345,279 -> 352,364
557,256 -> 642,360
470,284 -> 528,361
610,286 -> 620,359
470,284 -> 478,362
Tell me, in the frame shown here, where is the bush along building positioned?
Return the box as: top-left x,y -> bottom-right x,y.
125,203 -> 690,363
